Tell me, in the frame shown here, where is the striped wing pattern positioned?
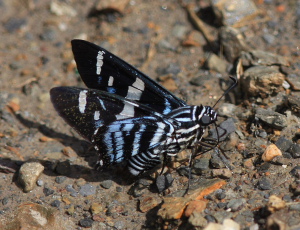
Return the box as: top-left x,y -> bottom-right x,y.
50,40 -> 219,175
71,40 -> 187,115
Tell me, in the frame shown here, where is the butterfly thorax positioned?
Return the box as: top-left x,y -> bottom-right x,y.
166,105 -> 217,150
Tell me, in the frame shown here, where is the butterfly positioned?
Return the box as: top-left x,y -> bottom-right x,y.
50,40 -> 236,176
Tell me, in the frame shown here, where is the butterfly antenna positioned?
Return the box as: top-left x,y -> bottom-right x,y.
213,76 -> 237,108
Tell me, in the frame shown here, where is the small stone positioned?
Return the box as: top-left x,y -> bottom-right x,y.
50,1 -> 77,17
79,184 -> 96,197
2,197 -> 9,206
275,136 -> 293,152
206,53 -> 229,74
215,189 -> 226,200
289,203 -> 300,211
193,158 -> 210,174
226,198 -> 246,212
219,26 -> 250,62
94,0 -> 130,14
43,187 -> 55,196
221,219 -> 240,230
114,221 -> 126,230
61,147 -> 77,158
4,18 -> 27,33
18,162 -> 44,192
290,166 -> 300,178
289,144 -> 300,158
184,200 -> 207,217
172,24 -> 188,39
55,176 -> 67,184
40,27 -> 57,41
267,195 -> 286,213
203,222 -> 222,230
90,203 -> 103,214
66,184 -> 78,197
36,179 -> 44,187
182,30 -> 206,47
212,0 -> 258,26
243,158 -> 255,170
116,186 -> 123,192
210,118 -> 236,141
129,179 -> 152,197
79,218 -> 93,228
50,200 -> 61,208
156,173 -> 173,193
210,152 -> 225,169
255,108 -> 287,130
262,144 -> 282,162
258,177 -> 272,190
100,180 -> 113,189
0,203 -> 76,229
211,169 -> 232,179
158,179 -> 226,219
139,196 -> 161,213
242,66 -> 285,98
188,212 -> 207,227
217,103 -> 237,117
66,204 -> 75,215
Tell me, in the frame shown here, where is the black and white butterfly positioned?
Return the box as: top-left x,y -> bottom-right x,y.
50,40 -> 236,176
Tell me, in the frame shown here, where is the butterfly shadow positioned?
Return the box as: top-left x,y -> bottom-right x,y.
9,113 -> 136,185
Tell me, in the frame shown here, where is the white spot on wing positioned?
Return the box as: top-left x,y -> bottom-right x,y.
96,51 -> 105,75
108,76 -> 114,86
115,101 -> 137,120
94,111 -> 100,120
126,78 -> 145,100
78,90 -> 88,113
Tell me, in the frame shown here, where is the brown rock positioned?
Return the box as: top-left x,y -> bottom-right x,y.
184,200 -> 207,217
0,203 -> 75,229
139,196 -> 161,213
18,162 -> 44,192
158,179 -> 226,220
262,144 -> 282,162
267,195 -> 286,213
95,0 -> 130,14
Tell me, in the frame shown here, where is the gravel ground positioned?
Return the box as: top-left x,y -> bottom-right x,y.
0,0 -> 300,229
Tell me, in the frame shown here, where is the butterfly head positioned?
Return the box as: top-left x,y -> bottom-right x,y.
198,106 -> 217,126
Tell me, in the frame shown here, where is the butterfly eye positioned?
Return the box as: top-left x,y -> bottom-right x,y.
200,115 -> 212,125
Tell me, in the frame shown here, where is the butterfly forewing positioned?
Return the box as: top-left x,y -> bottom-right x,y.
71,40 -> 186,115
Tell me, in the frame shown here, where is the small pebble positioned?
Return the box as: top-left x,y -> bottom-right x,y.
50,200 -> 61,208
55,176 -> 67,184
101,180 -> 113,189
116,186 -> 123,192
258,177 -> 272,190
36,179 -> 44,187
156,173 -> 173,193
18,162 -> 45,192
226,198 -> 246,212
262,144 -> 282,162
66,184 -> 78,197
79,218 -> 93,228
43,187 -> 55,196
79,184 -> 96,197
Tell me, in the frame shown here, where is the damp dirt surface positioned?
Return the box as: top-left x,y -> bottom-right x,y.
0,0 -> 300,229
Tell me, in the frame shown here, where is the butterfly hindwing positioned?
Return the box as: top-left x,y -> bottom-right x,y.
71,39 -> 187,115
93,116 -> 175,170
50,86 -> 176,173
